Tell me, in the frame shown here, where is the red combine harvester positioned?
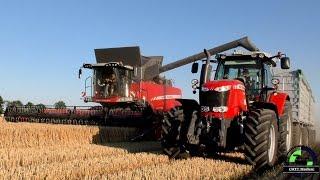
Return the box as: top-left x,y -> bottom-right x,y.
4,47 -> 181,138
161,44 -> 296,171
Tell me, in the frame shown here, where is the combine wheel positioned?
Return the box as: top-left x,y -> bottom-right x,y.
292,124 -> 302,147
161,106 -> 188,158
301,127 -> 309,146
278,101 -> 292,160
244,109 -> 279,172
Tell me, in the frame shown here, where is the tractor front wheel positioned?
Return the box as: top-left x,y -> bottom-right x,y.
244,109 -> 279,172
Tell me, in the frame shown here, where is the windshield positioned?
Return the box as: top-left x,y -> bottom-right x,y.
215,59 -> 262,99
94,67 -> 133,98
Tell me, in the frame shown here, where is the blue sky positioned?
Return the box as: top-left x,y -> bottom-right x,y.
0,0 -> 319,109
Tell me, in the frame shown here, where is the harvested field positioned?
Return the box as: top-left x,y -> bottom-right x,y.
0,119 -> 318,179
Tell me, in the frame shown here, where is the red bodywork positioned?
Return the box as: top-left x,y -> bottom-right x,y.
268,92 -> 288,116
92,81 -> 182,112
201,80 -> 247,120
200,79 -> 289,120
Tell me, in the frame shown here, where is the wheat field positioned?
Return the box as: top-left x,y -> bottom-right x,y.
1,117 -> 320,179
0,117 -> 256,179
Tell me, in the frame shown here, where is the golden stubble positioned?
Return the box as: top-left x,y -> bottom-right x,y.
0,121 -> 253,179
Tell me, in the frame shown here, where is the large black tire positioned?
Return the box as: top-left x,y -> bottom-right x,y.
278,101 -> 293,160
291,123 -> 302,147
301,126 -> 309,146
244,109 -> 279,172
161,106 -> 187,158
161,106 -> 200,159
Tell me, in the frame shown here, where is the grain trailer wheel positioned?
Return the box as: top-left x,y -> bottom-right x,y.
291,124 -> 302,147
308,128 -> 316,146
301,126 -> 309,146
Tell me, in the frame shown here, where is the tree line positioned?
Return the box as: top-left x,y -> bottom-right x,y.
0,96 -> 67,114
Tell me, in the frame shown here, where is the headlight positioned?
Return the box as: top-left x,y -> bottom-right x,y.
251,53 -> 257,58
201,87 -> 209,92
214,85 -> 231,92
271,78 -> 280,85
201,106 -> 210,112
191,79 -> 199,85
212,106 -> 228,112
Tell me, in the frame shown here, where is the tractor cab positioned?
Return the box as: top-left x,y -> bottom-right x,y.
192,51 -> 290,102
214,52 -> 275,101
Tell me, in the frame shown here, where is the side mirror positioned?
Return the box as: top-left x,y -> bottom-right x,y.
78,68 -> 82,79
280,57 -> 290,69
191,62 -> 198,73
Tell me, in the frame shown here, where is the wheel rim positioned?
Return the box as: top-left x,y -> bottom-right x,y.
268,125 -> 276,163
286,116 -> 292,151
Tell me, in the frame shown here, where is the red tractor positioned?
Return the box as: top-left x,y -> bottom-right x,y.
161,47 -> 292,171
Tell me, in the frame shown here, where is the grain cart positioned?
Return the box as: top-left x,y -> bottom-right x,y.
273,69 -> 316,146
161,46 -> 296,171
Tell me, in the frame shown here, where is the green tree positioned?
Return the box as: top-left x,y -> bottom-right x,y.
36,103 -> 46,109
0,96 -> 3,114
25,102 -> 34,107
54,101 -> 66,109
7,100 -> 23,107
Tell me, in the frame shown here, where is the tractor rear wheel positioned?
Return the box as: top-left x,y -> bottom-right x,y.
244,109 -> 279,172
278,100 -> 292,161
161,106 -> 188,158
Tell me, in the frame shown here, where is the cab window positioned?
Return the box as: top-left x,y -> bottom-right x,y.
263,64 -> 273,88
